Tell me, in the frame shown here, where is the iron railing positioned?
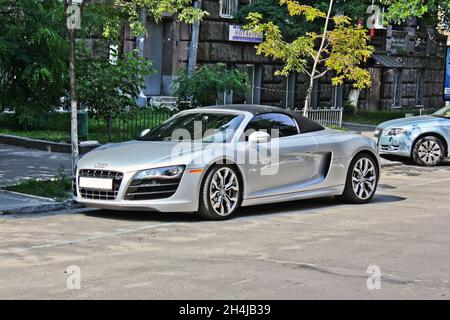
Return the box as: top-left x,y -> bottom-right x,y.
99,108 -> 177,142
99,106 -> 342,143
294,107 -> 343,128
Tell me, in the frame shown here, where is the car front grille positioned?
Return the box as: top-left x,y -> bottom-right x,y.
78,169 -> 123,200
125,178 -> 181,201
380,145 -> 400,152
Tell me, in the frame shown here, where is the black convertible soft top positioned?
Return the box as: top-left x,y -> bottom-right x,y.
202,104 -> 325,133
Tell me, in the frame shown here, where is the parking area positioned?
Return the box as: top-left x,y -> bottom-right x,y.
0,158 -> 450,299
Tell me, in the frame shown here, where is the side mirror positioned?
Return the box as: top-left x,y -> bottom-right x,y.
248,131 -> 271,145
139,129 -> 151,138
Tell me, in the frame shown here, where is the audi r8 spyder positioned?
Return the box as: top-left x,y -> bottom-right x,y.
75,105 -> 380,220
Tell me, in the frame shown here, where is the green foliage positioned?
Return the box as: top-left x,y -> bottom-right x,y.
381,0 -> 450,28
237,0 -> 373,41
77,47 -> 154,121
102,0 -> 208,41
0,0 -> 206,130
245,0 -> 373,90
343,100 -> 356,115
173,64 -> 250,107
0,0 -> 68,128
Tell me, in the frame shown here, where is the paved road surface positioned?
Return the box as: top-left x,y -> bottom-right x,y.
0,143 -> 70,187
0,160 -> 450,299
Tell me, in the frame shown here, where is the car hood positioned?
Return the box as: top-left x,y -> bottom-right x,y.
377,115 -> 437,130
78,140 -> 206,173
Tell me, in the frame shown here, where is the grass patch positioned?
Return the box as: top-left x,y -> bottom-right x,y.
5,170 -> 72,201
343,110 -> 435,126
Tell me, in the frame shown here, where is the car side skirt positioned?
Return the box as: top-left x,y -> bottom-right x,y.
241,185 -> 344,207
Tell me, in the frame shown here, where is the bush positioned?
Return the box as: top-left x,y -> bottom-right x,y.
343,100 -> 356,115
173,63 -> 250,108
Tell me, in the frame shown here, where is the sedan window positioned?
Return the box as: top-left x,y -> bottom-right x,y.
433,106 -> 450,118
244,113 -> 299,138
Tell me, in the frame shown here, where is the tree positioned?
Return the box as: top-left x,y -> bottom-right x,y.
0,0 -> 68,128
381,0 -> 450,29
245,0 -> 373,115
65,0 -> 207,174
237,0 -> 373,41
77,48 -> 154,140
173,63 -> 250,107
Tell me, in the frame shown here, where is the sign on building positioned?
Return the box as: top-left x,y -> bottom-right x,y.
228,25 -> 263,43
444,46 -> 450,100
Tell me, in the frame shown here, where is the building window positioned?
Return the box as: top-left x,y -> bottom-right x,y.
393,69 -> 403,108
220,0 -> 238,19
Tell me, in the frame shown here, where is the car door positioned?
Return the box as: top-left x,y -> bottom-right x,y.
241,113 -> 318,198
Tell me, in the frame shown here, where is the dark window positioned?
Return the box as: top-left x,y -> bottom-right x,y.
139,113 -> 244,143
245,113 -> 299,138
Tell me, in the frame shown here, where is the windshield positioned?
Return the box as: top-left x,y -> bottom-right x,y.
433,106 -> 450,118
139,112 -> 245,143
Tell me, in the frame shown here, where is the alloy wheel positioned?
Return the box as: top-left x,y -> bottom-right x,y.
209,167 -> 240,216
417,140 -> 442,165
351,158 -> 377,200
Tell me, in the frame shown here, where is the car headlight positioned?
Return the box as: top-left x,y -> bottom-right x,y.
385,128 -> 406,136
134,165 -> 185,180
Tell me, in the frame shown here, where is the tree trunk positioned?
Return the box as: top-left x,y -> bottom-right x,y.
69,29 -> 79,176
303,78 -> 314,117
303,0 -> 334,116
68,3 -> 79,178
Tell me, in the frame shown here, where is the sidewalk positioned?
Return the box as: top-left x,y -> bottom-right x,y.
0,143 -> 75,215
0,143 -> 70,187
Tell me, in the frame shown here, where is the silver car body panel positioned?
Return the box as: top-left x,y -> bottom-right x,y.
75,106 -> 379,212
375,115 -> 450,158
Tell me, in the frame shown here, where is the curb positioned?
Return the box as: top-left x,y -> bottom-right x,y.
0,134 -> 101,154
0,199 -> 85,216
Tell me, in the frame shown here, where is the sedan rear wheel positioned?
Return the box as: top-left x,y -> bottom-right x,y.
337,153 -> 379,204
198,165 -> 242,220
412,136 -> 445,166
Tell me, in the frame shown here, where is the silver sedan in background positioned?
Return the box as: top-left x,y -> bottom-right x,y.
375,105 -> 450,166
75,105 -> 380,220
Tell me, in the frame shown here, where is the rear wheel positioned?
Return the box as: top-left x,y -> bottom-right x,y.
337,153 -> 379,204
197,165 -> 242,220
412,136 -> 445,166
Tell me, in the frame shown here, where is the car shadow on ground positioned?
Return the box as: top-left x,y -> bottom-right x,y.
83,194 -> 406,223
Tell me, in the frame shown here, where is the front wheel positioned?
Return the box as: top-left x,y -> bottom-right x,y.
412,136 -> 445,166
337,153 -> 379,204
197,165 -> 242,220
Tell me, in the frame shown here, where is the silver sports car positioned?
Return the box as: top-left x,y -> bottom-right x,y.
375,105 -> 450,166
75,105 -> 380,220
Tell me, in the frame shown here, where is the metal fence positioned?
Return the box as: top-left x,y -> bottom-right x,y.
100,108 -> 177,142
294,107 -> 343,128
101,106 -> 343,142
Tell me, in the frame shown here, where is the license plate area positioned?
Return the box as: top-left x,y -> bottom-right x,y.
79,177 -> 113,191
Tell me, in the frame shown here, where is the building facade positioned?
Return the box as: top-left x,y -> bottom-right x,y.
137,0 -> 446,111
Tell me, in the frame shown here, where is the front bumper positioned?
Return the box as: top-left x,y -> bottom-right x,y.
74,169 -> 204,212
375,133 -> 411,157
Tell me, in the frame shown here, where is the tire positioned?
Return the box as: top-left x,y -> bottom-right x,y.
412,136 -> 445,166
197,165 -> 243,220
337,153 -> 379,204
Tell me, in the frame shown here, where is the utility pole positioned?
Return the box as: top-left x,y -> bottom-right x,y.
188,0 -> 202,77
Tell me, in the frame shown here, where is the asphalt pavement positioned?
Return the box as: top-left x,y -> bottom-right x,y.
0,159 -> 449,299
0,143 -> 70,187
